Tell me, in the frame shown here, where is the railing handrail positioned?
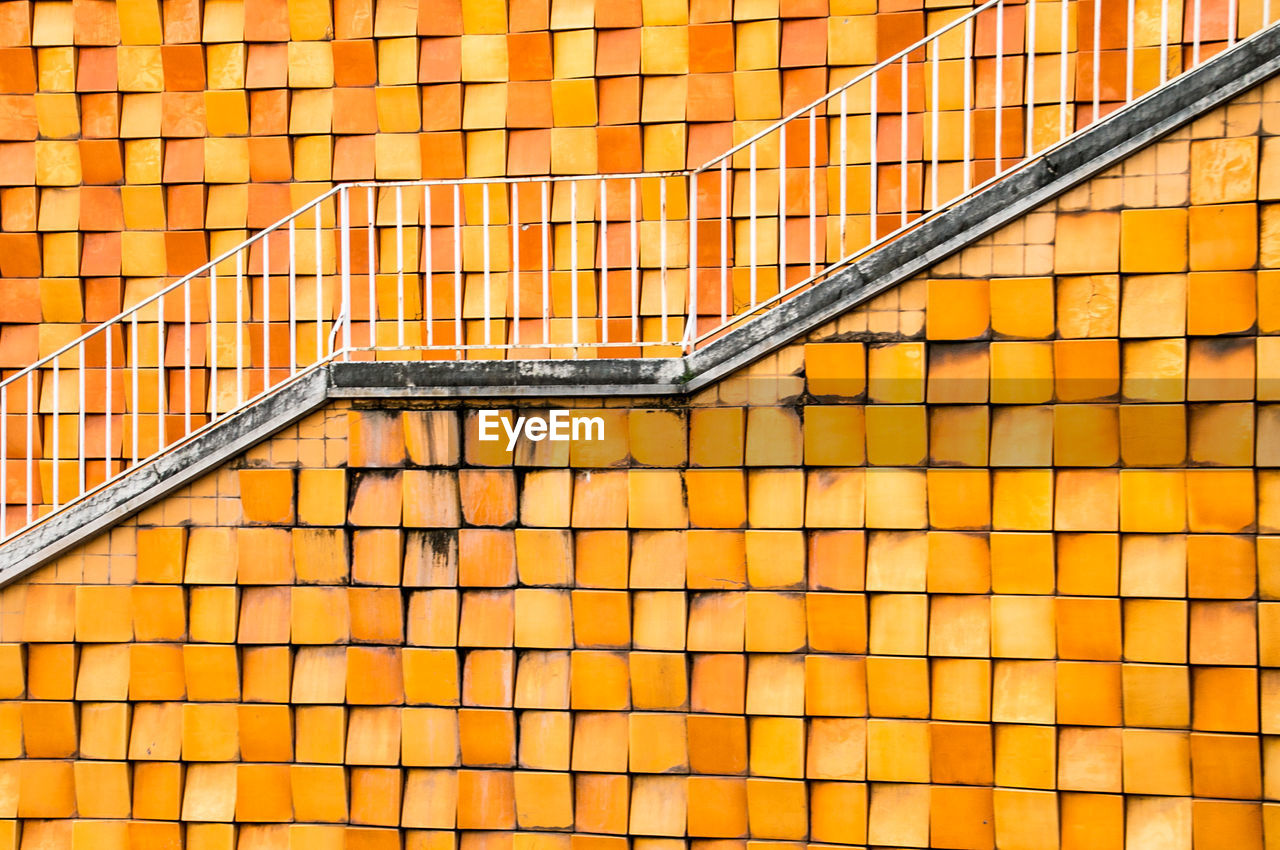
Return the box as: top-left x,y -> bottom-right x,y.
0,183 -> 346,392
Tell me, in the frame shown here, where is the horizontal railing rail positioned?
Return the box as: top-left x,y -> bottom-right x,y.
0,0 -> 1272,544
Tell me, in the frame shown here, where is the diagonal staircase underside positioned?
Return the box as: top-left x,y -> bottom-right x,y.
2,0 -> 1279,574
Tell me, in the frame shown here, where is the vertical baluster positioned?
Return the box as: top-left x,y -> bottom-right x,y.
130,315 -> 139,466
367,186 -> 376,353
659,177 -> 668,344
542,181 -> 551,347
1126,0 -> 1137,97
235,250 -> 244,404
1027,0 -> 1037,155
51,361 -> 58,508
185,273 -> 192,432
964,17 -> 973,191
157,293 -> 165,450
602,178 -> 610,346
686,171 -> 697,347
779,118 -> 788,293
263,233 -> 271,394
1059,0 -> 1069,141
630,178 -> 639,344
453,184 -> 463,360
899,55 -> 908,229
77,343 -> 85,498
424,186 -> 433,348
105,316 -> 112,482
869,72 -> 878,239
839,90 -> 847,254
931,34 -> 940,208
720,161 -> 728,327
396,186 -> 405,348
482,183 -> 492,348
511,183 -> 521,348
26,372 -> 34,524
341,186 -> 352,359
807,108 -> 816,277
570,180 -> 579,350
749,145 -> 759,306
996,0 -> 1005,172
314,204 -> 323,359
211,266 -> 218,418
1,386 -> 6,537
289,219 -> 297,376
1093,0 -> 1102,122
504,184 -> 514,348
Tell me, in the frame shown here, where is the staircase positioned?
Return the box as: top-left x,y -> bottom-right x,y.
0,0 -> 1274,548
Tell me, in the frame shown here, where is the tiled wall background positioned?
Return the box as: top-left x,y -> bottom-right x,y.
1,72 -> 1279,849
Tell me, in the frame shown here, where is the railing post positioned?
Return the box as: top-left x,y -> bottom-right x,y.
570,180 -> 579,350
1027,0 -> 1037,155
263,234 -> 271,397
869,74 -> 878,239
686,171 -> 698,349
210,266 -> 218,418
483,182 -> 493,348
25,372 -> 33,524
453,184 -> 462,360
996,0 -> 1005,172
396,185 -> 405,348
629,178 -> 638,345
659,176 -> 669,344
51,360 -> 58,509
157,293 -> 165,451
77,342 -> 85,499
235,250 -> 244,405
720,161 -> 728,327
184,273 -> 192,431
130,315 -> 139,467
340,185 -> 352,360
314,204 -> 323,361
963,17 -> 972,192
511,183 -> 520,348
424,185 -> 434,348
367,186 -> 376,354
1127,0 -> 1137,97
779,116 -> 788,294
1,385 -> 6,539
600,179 -> 608,346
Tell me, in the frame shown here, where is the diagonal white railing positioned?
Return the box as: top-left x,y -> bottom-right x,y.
0,0 -> 1273,542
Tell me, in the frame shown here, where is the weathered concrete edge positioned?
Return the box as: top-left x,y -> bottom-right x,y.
329,357 -> 688,397
0,369 -> 331,584
5,29 -> 1280,581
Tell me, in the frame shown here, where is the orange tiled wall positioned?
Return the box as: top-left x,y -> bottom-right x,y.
5,49 -> 1280,850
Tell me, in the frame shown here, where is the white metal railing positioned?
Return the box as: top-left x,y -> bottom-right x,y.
0,0 -> 1271,542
